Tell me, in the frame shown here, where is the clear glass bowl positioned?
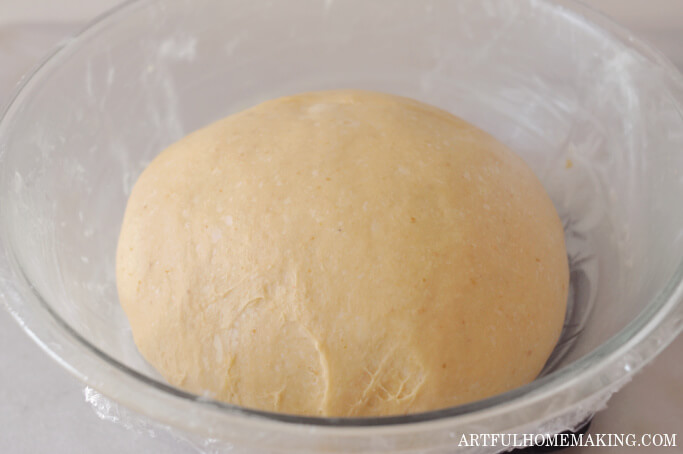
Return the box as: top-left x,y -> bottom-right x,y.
1,0 -> 682,452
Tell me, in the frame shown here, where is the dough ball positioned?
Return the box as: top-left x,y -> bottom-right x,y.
116,90 -> 568,417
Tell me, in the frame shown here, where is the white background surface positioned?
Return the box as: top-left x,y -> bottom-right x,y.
0,1 -> 681,453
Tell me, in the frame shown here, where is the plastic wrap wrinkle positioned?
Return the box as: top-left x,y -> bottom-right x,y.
85,387 -> 233,453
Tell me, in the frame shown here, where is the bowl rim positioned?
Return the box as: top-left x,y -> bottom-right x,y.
0,0 -> 682,434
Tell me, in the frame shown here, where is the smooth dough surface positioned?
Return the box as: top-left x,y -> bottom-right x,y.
117,90 -> 568,417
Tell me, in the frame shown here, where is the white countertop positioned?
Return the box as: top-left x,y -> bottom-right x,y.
0,1 -> 681,453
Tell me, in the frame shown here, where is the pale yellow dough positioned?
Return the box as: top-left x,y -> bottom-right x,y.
117,90 -> 568,417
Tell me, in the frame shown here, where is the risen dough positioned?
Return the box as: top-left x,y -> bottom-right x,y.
117,90 -> 568,417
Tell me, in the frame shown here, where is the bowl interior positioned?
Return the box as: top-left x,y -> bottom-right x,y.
1,0 -> 683,419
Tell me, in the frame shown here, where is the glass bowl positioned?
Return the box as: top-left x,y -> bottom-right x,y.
1,0 -> 682,452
